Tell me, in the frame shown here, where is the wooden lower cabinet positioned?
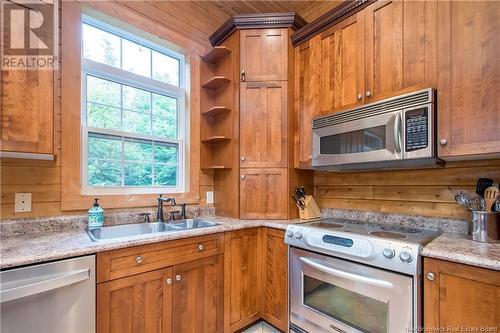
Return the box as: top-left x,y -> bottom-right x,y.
97,267 -> 173,333
172,255 -> 224,333
240,168 -> 288,219
224,228 -> 262,332
261,228 -> 288,332
98,229 -> 289,333
424,258 -> 500,330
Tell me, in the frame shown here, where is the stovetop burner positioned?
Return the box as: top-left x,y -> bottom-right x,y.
379,225 -> 423,234
369,231 -> 407,239
310,222 -> 344,229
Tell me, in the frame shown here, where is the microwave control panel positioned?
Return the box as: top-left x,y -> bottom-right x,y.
405,108 -> 428,151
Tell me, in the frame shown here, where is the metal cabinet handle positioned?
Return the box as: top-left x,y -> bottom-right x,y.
426,272 -> 435,281
241,175 -> 245,180
136,256 -> 143,264
165,278 -> 172,285
241,70 -> 246,82
175,274 -> 182,282
357,94 -> 362,100
365,91 -> 371,97
241,156 -> 245,161
197,244 -> 204,251
439,139 -> 447,146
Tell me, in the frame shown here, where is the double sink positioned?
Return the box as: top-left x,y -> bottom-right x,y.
87,219 -> 218,242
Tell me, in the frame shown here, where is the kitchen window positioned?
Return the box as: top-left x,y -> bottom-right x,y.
81,15 -> 186,194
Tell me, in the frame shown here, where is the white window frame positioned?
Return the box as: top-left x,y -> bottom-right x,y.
80,14 -> 187,195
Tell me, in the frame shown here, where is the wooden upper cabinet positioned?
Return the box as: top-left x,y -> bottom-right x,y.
240,168 -> 288,219
1,69 -> 53,154
261,228 -> 288,332
364,0 -> 437,102
172,255 -> 224,333
293,39 -> 318,169
318,11 -> 366,116
437,0 -> 500,158
240,81 -> 287,168
224,229 -> 262,332
240,29 -> 288,82
424,258 -> 500,329
97,267 -> 173,333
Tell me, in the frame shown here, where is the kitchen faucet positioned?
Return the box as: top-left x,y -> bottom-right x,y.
156,194 -> 176,222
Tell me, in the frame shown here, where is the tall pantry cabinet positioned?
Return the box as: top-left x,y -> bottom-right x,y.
202,14 -> 311,219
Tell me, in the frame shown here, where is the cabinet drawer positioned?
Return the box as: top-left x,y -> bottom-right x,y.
97,233 -> 224,282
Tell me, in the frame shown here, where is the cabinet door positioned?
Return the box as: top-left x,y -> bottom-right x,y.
1,69 -> 53,154
172,255 -> 224,333
240,82 -> 287,168
240,168 -> 288,219
224,228 -> 262,332
424,258 -> 500,329
364,0 -> 437,102
97,267 -> 172,333
240,29 -> 288,82
437,0 -> 500,158
293,39 -> 319,169
318,11 -> 365,116
261,228 -> 288,332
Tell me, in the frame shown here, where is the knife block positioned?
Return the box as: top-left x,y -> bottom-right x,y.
296,195 -> 322,220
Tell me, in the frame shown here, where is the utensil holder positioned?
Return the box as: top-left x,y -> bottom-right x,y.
469,211 -> 500,243
296,195 -> 322,220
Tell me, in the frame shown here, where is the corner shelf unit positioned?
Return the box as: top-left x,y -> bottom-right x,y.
200,41 -> 237,173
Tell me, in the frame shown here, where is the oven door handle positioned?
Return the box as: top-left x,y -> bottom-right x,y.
299,257 -> 394,288
393,112 -> 402,156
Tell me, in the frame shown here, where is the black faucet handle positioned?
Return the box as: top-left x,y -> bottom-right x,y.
138,212 -> 151,223
168,210 -> 181,221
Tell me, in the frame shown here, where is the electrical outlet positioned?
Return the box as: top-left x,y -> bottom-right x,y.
15,193 -> 32,212
206,191 -> 214,204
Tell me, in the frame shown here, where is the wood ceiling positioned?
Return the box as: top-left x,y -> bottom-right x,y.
116,1 -> 342,47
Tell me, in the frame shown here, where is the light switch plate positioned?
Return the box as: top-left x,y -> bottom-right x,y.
15,193 -> 32,212
206,191 -> 214,204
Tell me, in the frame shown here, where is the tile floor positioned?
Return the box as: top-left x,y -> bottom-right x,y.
241,321 -> 281,333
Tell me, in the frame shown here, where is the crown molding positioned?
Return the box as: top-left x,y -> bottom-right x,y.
291,0 -> 377,46
209,12 -> 307,46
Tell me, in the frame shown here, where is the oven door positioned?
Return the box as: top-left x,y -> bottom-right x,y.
312,110 -> 403,168
290,247 -> 413,333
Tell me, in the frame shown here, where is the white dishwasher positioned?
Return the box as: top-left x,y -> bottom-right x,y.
0,255 -> 96,333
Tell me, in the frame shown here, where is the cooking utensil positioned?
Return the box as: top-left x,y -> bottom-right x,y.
475,178 -> 494,198
484,186 -> 499,212
454,191 -> 482,211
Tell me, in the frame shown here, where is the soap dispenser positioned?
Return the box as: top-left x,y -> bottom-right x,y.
88,198 -> 104,228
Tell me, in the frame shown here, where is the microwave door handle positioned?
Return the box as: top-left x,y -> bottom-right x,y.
299,257 -> 393,288
393,112 -> 402,155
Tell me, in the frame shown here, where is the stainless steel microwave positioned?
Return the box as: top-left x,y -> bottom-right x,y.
311,88 -> 443,170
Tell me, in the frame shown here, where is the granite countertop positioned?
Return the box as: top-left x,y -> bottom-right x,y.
0,217 -> 302,269
422,233 -> 500,271
2,210 -> 499,272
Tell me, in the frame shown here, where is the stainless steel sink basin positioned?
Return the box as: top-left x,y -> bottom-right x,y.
87,219 -> 218,242
169,219 -> 218,230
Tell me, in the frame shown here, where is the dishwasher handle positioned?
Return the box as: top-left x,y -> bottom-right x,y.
0,268 -> 90,303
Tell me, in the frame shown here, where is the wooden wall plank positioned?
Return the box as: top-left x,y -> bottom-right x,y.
315,160 -> 500,219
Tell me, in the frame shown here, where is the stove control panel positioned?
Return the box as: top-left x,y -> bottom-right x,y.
305,230 -> 373,258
